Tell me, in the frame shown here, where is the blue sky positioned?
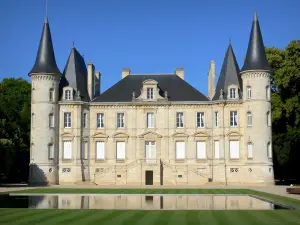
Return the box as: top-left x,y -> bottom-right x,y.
0,0 -> 299,95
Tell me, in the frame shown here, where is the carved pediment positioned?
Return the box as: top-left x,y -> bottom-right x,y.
193,132 -> 210,138
142,79 -> 158,85
92,132 -> 108,141
112,132 -> 129,139
61,132 -> 75,141
138,131 -> 162,139
226,131 -> 242,138
171,132 -> 189,140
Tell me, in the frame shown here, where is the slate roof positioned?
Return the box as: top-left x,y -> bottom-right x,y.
29,17 -> 61,75
92,74 -> 209,102
241,12 -> 271,72
59,47 -> 90,101
213,42 -> 241,100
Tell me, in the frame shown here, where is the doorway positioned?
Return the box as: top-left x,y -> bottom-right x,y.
145,170 -> 153,185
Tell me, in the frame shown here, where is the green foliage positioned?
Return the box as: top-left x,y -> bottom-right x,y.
266,40 -> 300,180
0,78 -> 31,183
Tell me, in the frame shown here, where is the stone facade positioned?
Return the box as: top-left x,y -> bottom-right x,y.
28,13 -> 274,186
29,69 -> 274,186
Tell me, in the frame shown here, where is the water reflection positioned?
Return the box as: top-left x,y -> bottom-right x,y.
1,195 -> 287,210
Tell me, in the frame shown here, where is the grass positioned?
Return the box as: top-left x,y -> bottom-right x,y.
0,188 -> 300,225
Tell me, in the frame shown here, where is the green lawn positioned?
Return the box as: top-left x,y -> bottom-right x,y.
0,188 -> 299,225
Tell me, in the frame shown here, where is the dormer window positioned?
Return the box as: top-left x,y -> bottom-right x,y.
65,90 -> 71,100
147,88 -> 154,100
230,88 -> 236,99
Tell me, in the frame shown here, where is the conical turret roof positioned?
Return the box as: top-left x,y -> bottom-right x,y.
29,17 -> 61,75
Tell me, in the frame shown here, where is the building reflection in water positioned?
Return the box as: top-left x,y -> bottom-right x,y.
28,195 -> 275,210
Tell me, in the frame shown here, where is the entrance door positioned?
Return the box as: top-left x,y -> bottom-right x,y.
145,170 -> 153,185
145,141 -> 156,163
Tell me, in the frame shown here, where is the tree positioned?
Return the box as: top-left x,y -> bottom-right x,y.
0,78 -> 31,183
266,40 -> 300,182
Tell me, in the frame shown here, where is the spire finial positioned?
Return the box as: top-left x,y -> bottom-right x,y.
45,0 -> 48,23
254,12 -> 258,21
72,41 -> 75,48
229,38 -> 231,45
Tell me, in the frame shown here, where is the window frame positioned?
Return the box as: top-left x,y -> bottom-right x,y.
83,113 -> 87,128
147,112 -> 155,128
117,113 -> 125,128
196,112 -> 205,128
247,111 -> 252,127
176,112 -> 184,128
230,111 -> 238,127
247,86 -> 251,99
64,112 -> 72,128
65,90 -> 71,100
214,111 -> 219,128
49,113 -> 54,128
147,88 -> 154,100
247,142 -> 253,159
97,113 -> 104,128
230,88 -> 236,99
49,88 -> 54,102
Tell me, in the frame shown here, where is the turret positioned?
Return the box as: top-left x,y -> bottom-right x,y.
28,17 -> 61,185
241,13 -> 274,184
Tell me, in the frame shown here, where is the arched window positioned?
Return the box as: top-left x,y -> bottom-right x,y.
65,90 -> 71,100
247,142 -> 253,159
49,113 -> 54,128
267,111 -> 271,126
247,86 -> 251,99
230,88 -> 236,99
49,88 -> 54,102
247,112 -> 252,127
267,142 -> 272,159
266,86 -> 270,100
32,113 -> 35,127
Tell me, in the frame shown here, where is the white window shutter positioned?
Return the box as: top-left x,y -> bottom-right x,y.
176,142 -> 185,159
197,141 -> 206,159
63,141 -> 72,159
117,142 -> 125,159
214,141 -> 220,159
229,141 -> 239,159
247,143 -> 253,159
96,142 -> 105,159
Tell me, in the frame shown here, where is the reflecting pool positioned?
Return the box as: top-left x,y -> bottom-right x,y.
0,194 -> 292,210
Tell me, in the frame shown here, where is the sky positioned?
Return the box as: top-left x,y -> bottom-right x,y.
0,0 -> 299,95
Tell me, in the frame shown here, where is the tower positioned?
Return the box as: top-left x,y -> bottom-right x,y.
241,13 -> 274,184
28,17 -> 61,185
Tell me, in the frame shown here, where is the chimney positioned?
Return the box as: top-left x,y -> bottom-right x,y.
208,60 -> 216,99
95,71 -> 101,97
175,68 -> 184,80
88,62 -> 95,100
122,68 -> 131,79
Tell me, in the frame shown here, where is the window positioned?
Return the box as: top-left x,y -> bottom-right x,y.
49,88 -> 54,102
96,142 -> 105,160
63,141 -> 72,159
247,86 -> 251,99
176,141 -> 185,159
196,112 -> 205,128
65,90 -> 71,100
147,113 -> 155,128
266,86 -> 270,100
83,113 -> 87,128
196,141 -> 206,159
230,88 -> 236,99
97,113 -> 104,128
49,113 -> 54,128
176,112 -> 184,128
214,112 -> 219,127
116,142 -> 125,160
229,140 -> 239,159
82,142 -> 88,160
214,141 -> 220,159
32,113 -> 35,127
230,111 -> 238,127
117,113 -> 125,128
267,111 -> 271,126
247,142 -> 253,159
145,141 -> 156,162
147,88 -> 154,99
247,112 -> 252,127
267,142 -> 272,159
48,144 -> 54,159
64,112 -> 72,128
